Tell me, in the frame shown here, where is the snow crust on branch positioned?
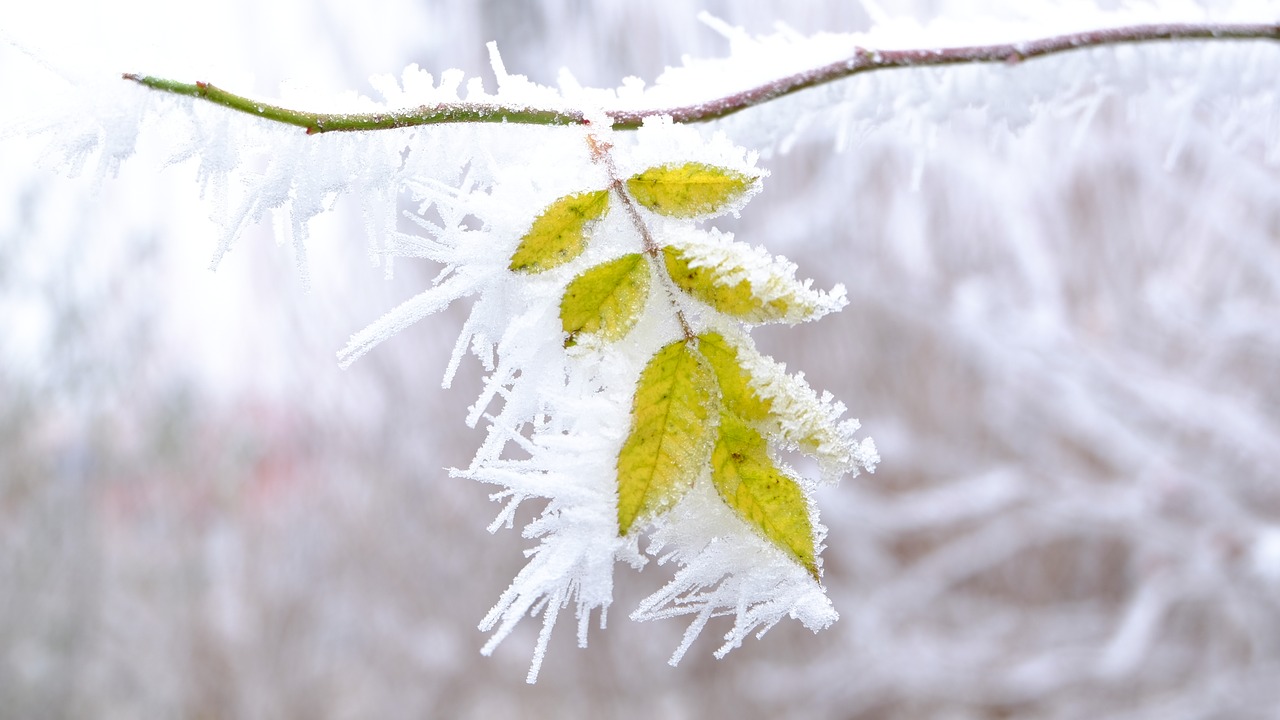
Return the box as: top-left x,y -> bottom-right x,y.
617,2 -> 1280,153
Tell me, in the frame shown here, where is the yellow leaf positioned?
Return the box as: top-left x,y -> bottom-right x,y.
663,245 -> 799,323
509,190 -> 610,273
560,253 -> 650,347
616,340 -> 719,535
711,412 -> 818,580
697,332 -> 772,423
626,162 -> 755,218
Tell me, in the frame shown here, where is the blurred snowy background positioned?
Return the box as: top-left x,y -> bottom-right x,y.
2,1 -> 1279,718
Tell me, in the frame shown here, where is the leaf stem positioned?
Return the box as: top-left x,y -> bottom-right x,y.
124,22 -> 1277,134
587,135 -> 696,341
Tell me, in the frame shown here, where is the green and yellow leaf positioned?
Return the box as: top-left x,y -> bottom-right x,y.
711,411 -> 818,580
509,189 -> 610,273
626,162 -> 756,218
560,253 -> 650,347
616,340 -> 719,535
697,331 -> 772,423
726,335 -> 879,480
664,244 -> 808,323
661,230 -> 847,324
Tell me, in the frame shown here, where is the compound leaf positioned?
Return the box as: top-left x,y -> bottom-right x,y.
560,253 -> 650,347
617,340 -> 719,535
697,331 -> 772,423
510,189 -> 610,273
626,162 -> 755,218
711,412 -> 818,580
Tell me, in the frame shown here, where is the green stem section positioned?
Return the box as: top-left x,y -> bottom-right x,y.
122,74 -> 586,134
124,22 -> 1279,134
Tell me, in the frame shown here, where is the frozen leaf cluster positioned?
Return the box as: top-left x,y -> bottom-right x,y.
403,116 -> 878,679
97,50 -> 883,673
157,51 -> 877,674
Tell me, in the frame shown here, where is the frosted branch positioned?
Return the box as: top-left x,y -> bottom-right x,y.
124,22 -> 1278,133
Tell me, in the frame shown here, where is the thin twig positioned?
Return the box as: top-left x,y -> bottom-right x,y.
120,74 -> 586,133
587,134 -> 697,341
613,22 -> 1280,128
125,22 -> 1279,134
